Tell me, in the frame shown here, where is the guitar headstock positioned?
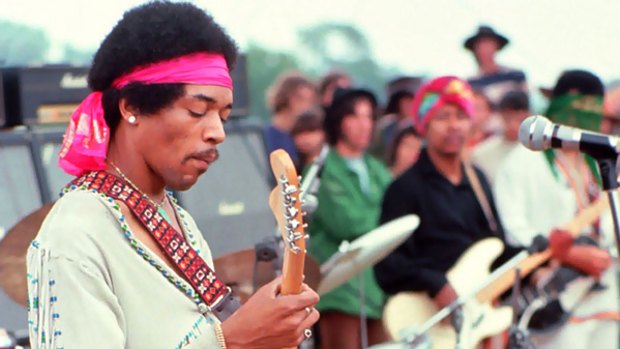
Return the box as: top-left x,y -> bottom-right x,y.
269,149 -> 306,294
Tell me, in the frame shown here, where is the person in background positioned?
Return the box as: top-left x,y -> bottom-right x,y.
373,90 -> 414,158
494,70 -> 618,349
472,90 -> 530,184
465,25 -> 528,135
602,84 -> 620,135
386,126 -> 422,178
372,76 -> 422,161
467,90 -> 495,151
318,71 -> 352,110
291,109 -> 325,171
264,72 -> 317,165
308,87 -> 391,349
375,76 -> 519,315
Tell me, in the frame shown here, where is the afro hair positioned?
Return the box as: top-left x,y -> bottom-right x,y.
89,1 -> 238,134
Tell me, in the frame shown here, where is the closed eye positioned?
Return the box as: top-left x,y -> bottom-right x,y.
189,109 -> 206,117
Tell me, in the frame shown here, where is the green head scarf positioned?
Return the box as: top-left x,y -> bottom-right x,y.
545,94 -> 604,132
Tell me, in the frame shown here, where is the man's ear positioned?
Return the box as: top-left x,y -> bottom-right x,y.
118,98 -> 140,123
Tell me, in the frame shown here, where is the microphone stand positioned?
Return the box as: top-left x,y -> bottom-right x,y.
595,157 -> 620,258
592,156 -> 620,349
507,267 -> 537,349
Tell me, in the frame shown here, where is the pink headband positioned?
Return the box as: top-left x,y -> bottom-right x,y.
58,53 -> 233,176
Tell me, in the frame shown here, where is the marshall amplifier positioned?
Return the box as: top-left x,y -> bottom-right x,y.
1,66 -> 90,126
231,54 -> 249,117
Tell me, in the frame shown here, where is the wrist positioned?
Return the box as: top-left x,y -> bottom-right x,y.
220,320 -> 243,349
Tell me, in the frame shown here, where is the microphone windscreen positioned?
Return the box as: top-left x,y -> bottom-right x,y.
519,115 -> 552,151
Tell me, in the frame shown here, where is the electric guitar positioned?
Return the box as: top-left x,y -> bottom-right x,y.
268,149 -> 307,349
384,197 -> 609,349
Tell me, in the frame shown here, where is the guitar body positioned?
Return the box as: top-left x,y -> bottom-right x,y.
384,238 -> 513,349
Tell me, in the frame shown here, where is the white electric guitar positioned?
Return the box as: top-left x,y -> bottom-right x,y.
384,197 -> 609,349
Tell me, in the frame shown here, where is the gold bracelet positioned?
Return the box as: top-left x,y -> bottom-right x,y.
214,322 -> 227,349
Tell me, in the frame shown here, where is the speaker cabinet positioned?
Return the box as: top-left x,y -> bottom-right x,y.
0,128 -> 43,332
29,126 -> 74,203
0,128 -> 44,233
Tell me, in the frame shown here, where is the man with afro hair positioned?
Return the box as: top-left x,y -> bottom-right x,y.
25,2 -> 319,349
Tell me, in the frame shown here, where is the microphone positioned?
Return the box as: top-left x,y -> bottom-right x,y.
299,144 -> 329,215
519,115 -> 620,160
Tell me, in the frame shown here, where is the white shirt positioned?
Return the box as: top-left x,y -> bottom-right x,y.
472,135 -> 520,186
27,190 -> 223,349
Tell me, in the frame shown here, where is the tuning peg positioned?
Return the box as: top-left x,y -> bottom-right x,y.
286,206 -> 299,218
289,242 -> 301,253
284,195 -> 297,205
283,184 -> 298,195
287,219 -> 300,230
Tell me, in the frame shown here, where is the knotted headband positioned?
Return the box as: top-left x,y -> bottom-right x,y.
59,53 -> 233,175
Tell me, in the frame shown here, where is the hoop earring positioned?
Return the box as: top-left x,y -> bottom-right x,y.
127,115 -> 137,124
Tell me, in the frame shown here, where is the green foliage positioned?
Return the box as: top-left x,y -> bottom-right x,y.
0,19 -> 50,66
246,43 -> 304,120
245,22 -> 403,119
61,44 -> 94,66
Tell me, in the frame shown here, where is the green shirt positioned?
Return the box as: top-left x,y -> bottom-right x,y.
307,149 -> 392,318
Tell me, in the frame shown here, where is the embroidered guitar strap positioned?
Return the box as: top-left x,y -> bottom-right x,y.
67,171 -> 240,320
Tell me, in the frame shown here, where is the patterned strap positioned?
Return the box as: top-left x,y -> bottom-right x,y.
68,171 -> 232,311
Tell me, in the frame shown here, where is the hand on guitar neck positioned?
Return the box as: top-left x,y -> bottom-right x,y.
221,277 -> 320,349
549,228 -> 612,278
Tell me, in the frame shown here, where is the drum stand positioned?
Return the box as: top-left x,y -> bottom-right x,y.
359,273 -> 369,349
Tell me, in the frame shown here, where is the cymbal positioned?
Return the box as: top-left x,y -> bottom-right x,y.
0,204 -> 54,306
318,214 -> 420,295
214,247 -> 321,303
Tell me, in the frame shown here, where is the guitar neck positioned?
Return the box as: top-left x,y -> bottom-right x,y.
280,249 -> 306,295
477,196 -> 609,302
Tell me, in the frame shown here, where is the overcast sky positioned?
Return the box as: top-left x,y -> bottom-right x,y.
3,0 -> 620,90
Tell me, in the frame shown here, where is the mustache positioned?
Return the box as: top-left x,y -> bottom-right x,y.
184,148 -> 220,163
